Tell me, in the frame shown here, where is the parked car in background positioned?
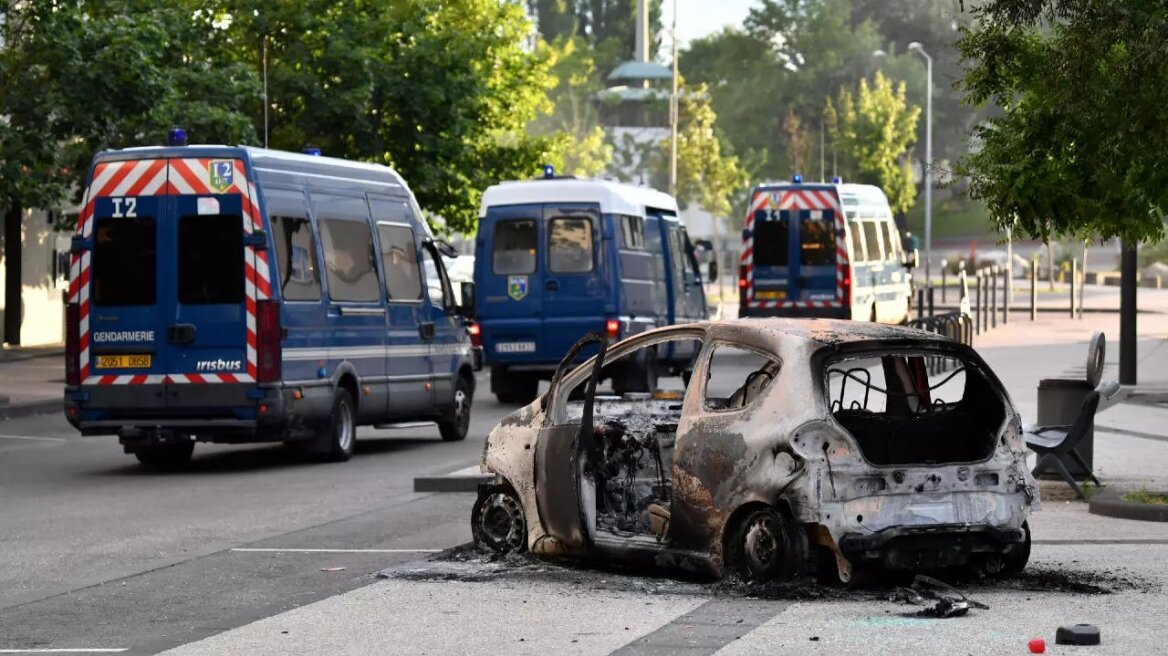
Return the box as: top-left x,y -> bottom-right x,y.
473,175 -> 708,404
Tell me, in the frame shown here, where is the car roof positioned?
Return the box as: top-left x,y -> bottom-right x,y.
698,318 -> 953,349
480,178 -> 678,217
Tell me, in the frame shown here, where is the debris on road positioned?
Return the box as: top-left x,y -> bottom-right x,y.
890,575 -> 989,618
320,566 -> 347,572
1028,638 -> 1046,653
1056,623 -> 1101,645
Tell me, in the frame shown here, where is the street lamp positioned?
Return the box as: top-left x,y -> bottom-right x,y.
907,41 -> 933,288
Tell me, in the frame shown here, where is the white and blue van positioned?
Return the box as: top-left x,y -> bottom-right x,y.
472,176 -> 708,404
738,178 -> 914,323
63,139 -> 476,467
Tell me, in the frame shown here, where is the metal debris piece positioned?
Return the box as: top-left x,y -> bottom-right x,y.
1056,624 -> 1101,645
890,575 -> 989,618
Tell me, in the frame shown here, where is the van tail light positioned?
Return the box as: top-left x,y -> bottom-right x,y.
256,300 -> 282,383
467,322 -> 482,349
840,264 -> 852,306
738,265 -> 749,306
605,318 -> 621,341
65,303 -> 80,386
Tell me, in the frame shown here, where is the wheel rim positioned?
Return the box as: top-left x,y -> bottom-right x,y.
743,515 -> 781,573
480,492 -> 524,551
453,388 -> 470,433
335,398 -> 354,452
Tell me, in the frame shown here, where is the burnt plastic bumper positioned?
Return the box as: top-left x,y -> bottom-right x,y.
839,523 -> 1026,570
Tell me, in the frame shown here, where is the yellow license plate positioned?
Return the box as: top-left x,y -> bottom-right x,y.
95,354 -> 152,369
756,290 -> 787,300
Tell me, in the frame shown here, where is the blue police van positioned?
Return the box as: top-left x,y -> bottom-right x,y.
473,177 -> 708,404
63,139 -> 476,467
738,178 -> 914,323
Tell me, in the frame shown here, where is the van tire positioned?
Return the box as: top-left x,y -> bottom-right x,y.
134,442 -> 194,470
438,376 -> 473,442
316,388 -> 356,462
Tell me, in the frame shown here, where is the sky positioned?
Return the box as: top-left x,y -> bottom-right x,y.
660,0 -> 755,49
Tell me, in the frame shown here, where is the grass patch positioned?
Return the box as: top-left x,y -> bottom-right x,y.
1122,489 -> 1168,505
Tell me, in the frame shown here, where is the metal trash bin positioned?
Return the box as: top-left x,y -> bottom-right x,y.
1035,332 -> 1106,480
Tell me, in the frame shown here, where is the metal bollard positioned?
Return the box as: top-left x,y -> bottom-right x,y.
941,260 -> 948,304
928,285 -> 935,317
917,288 -> 925,321
1070,258 -> 1077,318
974,270 -> 983,335
1030,260 -> 1037,321
991,266 -> 998,329
1002,266 -> 1009,325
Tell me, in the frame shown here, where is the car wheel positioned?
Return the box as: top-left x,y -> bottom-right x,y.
471,484 -> 527,554
1001,520 -> 1031,575
438,376 -> 473,442
316,388 -> 356,462
134,442 -> 195,470
728,507 -> 798,582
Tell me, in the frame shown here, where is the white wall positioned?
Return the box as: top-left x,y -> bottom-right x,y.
0,209 -> 70,346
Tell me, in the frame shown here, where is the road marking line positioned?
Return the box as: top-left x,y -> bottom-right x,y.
0,650 -> 128,654
230,548 -> 442,554
0,434 -> 67,442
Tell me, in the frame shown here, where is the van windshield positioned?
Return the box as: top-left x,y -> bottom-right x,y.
492,219 -> 536,274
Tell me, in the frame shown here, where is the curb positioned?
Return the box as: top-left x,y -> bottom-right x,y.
413,473 -> 493,493
1088,490 -> 1168,522
0,399 -> 61,421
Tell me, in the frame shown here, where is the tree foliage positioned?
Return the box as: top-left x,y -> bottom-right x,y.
529,35 -> 612,177
825,72 -> 920,214
662,85 -> 749,220
955,0 -> 1168,243
527,0 -> 663,71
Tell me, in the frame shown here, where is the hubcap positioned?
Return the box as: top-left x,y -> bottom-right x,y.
454,389 -> 469,431
480,492 -> 524,551
744,516 -> 780,571
335,399 -> 354,452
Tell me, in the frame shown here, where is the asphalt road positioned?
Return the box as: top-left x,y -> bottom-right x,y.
0,368 -> 509,653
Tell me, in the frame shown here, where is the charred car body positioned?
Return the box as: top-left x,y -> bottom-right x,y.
472,319 -> 1036,583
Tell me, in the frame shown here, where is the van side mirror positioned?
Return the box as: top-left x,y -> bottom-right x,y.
459,281 -> 476,319
70,235 -> 92,254
707,259 -> 719,283
244,230 -> 269,250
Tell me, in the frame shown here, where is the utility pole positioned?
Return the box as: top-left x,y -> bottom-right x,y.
908,42 -> 933,288
668,0 -> 678,197
820,122 -> 825,182
262,37 -> 269,148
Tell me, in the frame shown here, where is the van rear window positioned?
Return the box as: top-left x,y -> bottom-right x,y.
800,217 -> 836,266
548,216 -> 594,273
179,215 -> 244,305
753,214 -> 789,267
93,216 -> 156,306
492,219 -> 536,274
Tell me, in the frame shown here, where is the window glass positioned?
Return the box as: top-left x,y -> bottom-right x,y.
492,219 -> 537,274
862,221 -> 885,261
319,219 -> 380,302
271,216 -> 321,301
620,215 -> 646,249
548,216 -> 594,273
378,224 -> 422,302
704,344 -> 781,411
682,230 -> 702,279
753,211 -> 789,266
800,216 -> 835,266
179,214 -> 244,304
885,222 -> 902,261
849,221 -> 866,263
422,247 -> 447,308
93,216 -> 155,306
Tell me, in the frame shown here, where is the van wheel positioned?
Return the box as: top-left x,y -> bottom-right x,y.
438,376 -> 473,442
316,388 -> 356,462
726,507 -> 798,582
134,442 -> 194,470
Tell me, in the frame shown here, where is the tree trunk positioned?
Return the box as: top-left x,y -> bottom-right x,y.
3,201 -> 22,345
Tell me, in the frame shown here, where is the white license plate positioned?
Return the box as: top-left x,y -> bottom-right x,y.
495,341 -> 536,354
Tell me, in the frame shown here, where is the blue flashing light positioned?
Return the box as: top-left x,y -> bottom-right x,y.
167,127 -> 187,147
792,173 -> 803,183
303,146 -> 322,156
543,164 -> 556,179
832,176 -> 843,184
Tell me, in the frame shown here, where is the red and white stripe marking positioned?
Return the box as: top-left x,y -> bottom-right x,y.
740,187 -> 849,309
71,157 -> 263,386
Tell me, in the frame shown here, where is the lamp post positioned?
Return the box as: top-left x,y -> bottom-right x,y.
668,0 -> 678,197
907,41 -> 933,288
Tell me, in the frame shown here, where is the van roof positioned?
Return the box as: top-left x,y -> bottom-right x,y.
751,181 -> 891,217
480,178 -> 678,217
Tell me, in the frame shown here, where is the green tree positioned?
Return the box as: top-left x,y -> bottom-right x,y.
825,71 -> 921,214
530,35 -> 612,177
528,0 -> 663,70
661,85 -> 749,221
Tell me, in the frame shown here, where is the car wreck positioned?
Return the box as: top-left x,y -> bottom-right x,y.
471,319 -> 1037,583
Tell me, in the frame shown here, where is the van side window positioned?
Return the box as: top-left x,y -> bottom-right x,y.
179,214 -> 245,305
271,216 -> 321,302
93,216 -> 156,306
378,224 -> 422,302
620,215 -> 645,249
884,221 -> 902,261
492,219 -> 537,274
849,221 -> 866,263
548,216 -> 594,273
421,247 -> 447,308
862,221 -> 885,262
319,219 -> 380,303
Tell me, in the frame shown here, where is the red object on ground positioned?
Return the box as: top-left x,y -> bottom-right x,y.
1028,638 -> 1046,653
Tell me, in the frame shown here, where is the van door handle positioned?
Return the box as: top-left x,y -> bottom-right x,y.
545,280 -> 559,291
419,322 -> 435,340
167,324 -> 196,345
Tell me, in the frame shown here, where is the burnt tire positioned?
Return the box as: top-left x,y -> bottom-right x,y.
438,376 -> 473,442
316,388 -> 356,462
472,484 -> 527,554
134,442 -> 194,470
1001,520 -> 1031,575
727,507 -> 798,582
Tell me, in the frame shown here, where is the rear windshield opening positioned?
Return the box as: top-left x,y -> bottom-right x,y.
826,352 -> 1005,466
492,219 -> 537,274
753,213 -> 789,267
179,214 -> 244,304
93,216 -> 156,306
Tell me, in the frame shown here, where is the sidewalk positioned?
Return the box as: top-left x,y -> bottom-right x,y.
0,345 -> 64,419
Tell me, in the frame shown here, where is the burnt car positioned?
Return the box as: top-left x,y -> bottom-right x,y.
471,319 -> 1037,583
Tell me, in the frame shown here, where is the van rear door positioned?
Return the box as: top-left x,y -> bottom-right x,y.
541,204 -> 604,357
478,205 -> 543,360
